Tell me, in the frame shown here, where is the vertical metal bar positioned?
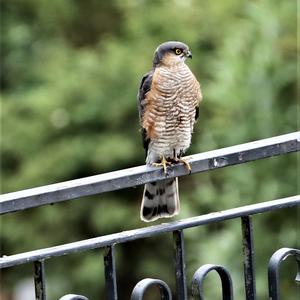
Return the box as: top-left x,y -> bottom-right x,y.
241,216 -> 256,300
268,254 -> 281,300
104,244 -> 118,300
34,260 -> 46,300
173,230 -> 187,300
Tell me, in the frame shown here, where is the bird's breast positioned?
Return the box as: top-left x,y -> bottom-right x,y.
142,63 -> 200,158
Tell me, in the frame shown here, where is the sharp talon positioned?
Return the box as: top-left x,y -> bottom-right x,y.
173,158 -> 192,174
177,158 -> 191,174
152,156 -> 171,174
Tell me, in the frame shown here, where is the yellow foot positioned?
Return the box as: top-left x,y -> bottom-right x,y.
173,157 -> 191,173
152,156 -> 172,174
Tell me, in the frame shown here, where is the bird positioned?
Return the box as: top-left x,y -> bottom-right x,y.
137,41 -> 202,222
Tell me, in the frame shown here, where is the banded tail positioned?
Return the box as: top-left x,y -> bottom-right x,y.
140,178 -> 180,222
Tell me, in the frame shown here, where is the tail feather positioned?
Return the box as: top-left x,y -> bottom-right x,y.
140,178 -> 179,222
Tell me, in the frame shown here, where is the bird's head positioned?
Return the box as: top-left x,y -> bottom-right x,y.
152,41 -> 192,67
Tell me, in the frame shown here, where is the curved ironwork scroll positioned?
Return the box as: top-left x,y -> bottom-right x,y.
59,294 -> 89,300
268,247 -> 300,300
130,278 -> 172,300
192,264 -> 233,300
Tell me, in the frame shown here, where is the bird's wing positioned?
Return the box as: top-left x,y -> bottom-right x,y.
194,80 -> 203,121
195,106 -> 200,121
137,70 -> 154,156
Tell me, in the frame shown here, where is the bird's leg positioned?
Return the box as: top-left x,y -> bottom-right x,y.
152,155 -> 172,174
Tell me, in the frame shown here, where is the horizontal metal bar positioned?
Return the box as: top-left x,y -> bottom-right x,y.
0,132 -> 299,214
0,195 -> 299,268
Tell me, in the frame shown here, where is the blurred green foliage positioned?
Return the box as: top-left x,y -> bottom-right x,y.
1,0 -> 298,299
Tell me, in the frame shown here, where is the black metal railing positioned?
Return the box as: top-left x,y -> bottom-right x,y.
1,132 -> 300,300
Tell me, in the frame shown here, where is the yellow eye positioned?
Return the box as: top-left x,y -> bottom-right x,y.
175,48 -> 182,55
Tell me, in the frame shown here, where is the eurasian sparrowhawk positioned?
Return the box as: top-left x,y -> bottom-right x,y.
138,41 -> 202,222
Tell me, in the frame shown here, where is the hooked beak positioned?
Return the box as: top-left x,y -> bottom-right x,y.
185,50 -> 192,59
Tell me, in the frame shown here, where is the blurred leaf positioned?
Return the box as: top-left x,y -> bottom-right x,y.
1,0 -> 297,299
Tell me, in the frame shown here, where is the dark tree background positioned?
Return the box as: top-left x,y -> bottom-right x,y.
1,0 -> 298,299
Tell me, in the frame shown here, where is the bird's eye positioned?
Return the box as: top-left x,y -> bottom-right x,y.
175,48 -> 182,55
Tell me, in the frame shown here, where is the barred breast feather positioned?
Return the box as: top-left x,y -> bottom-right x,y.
142,63 -> 201,163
